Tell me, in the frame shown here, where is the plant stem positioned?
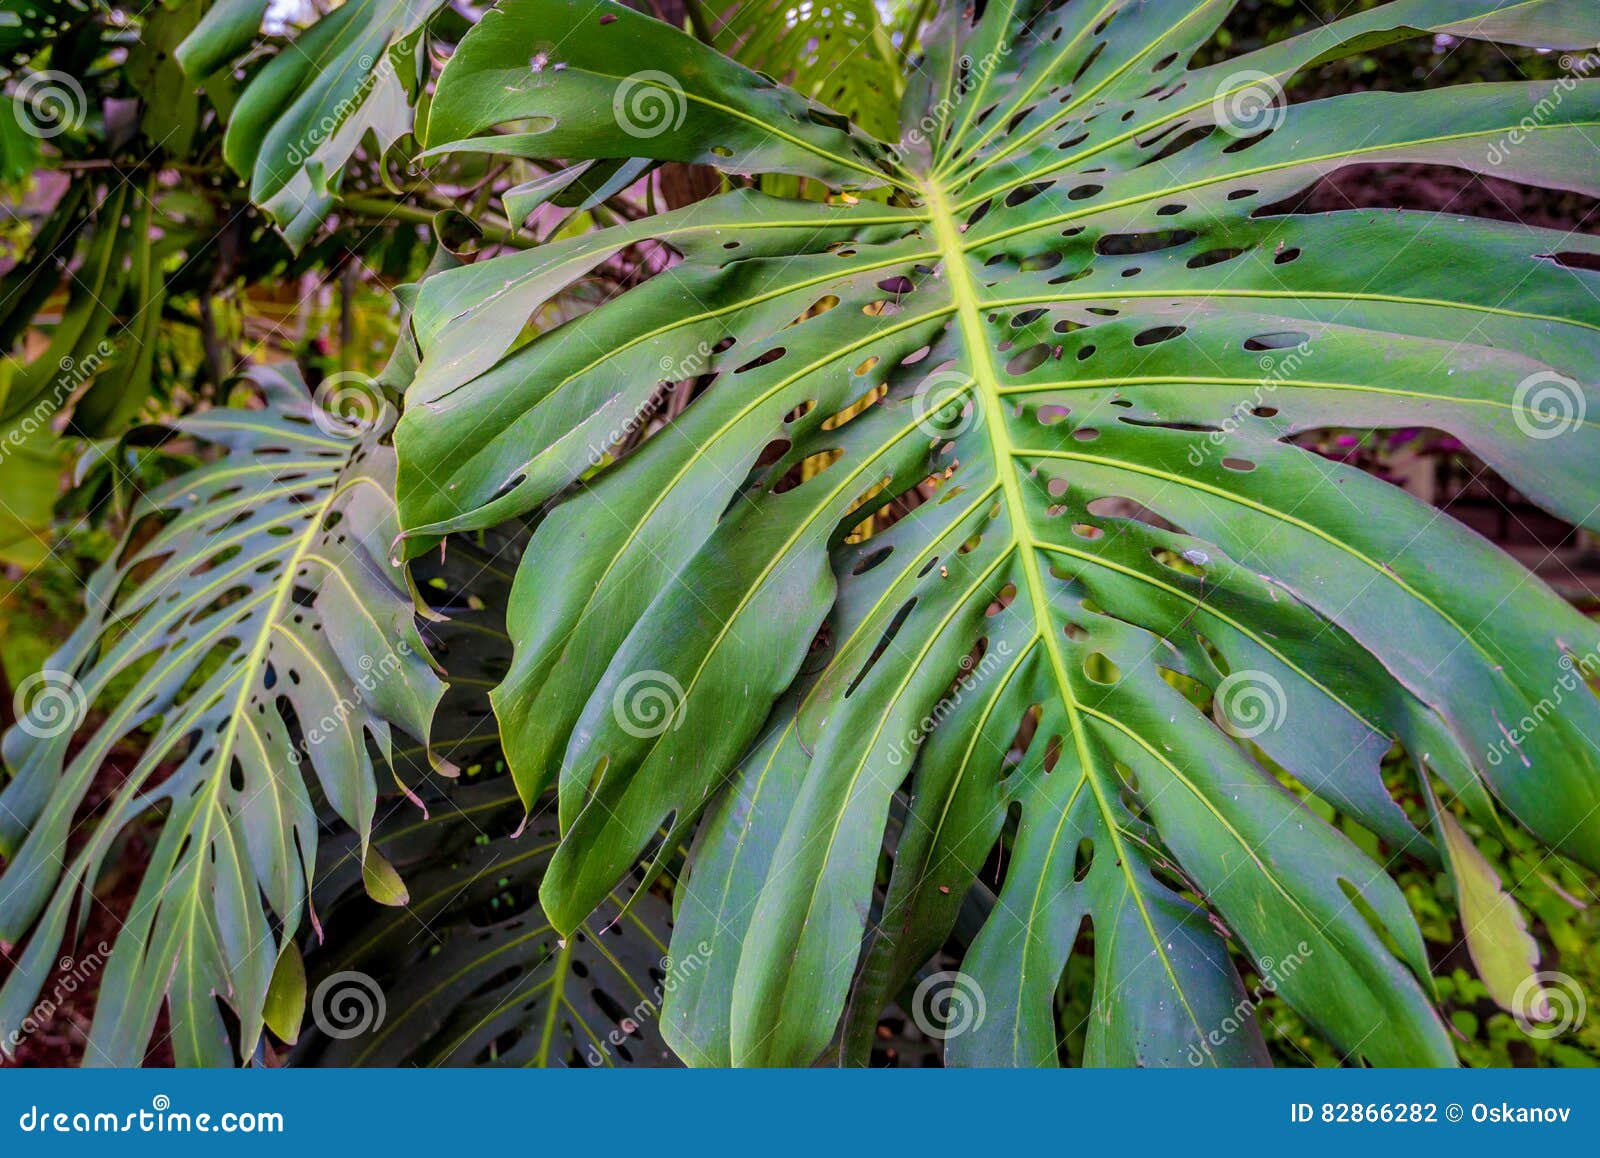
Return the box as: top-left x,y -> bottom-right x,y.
338,196 -> 537,249
684,0 -> 716,44
900,0 -> 936,66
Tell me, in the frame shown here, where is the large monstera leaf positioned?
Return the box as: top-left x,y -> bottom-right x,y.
295,778 -> 680,1067
396,0 -> 1600,1067
210,0 -> 441,249
295,522 -> 680,1068
0,367 -> 445,1065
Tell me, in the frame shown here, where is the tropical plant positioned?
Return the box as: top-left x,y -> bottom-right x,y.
393,0 -> 1600,1067
1,0 -> 1599,1069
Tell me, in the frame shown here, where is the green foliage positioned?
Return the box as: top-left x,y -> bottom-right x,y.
3,0 -> 1600,1070
0,367 -> 446,1064
1264,800 -> 1600,1068
395,0 -> 1600,1067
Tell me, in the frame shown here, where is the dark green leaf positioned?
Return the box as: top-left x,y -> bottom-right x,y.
396,0 -> 1600,1067
0,366 -> 445,1065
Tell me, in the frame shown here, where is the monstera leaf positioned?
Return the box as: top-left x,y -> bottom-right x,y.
0,366 -> 445,1065
396,0 -> 1600,1067
705,0 -> 907,141
289,519 -> 680,1068
213,0 -> 442,249
0,411 -> 61,568
294,778 -> 680,1067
